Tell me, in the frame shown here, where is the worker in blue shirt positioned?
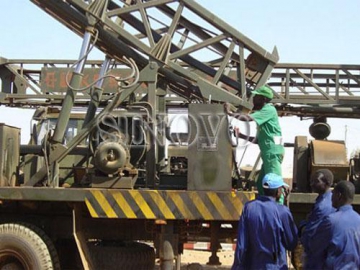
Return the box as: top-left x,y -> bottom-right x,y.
232,173 -> 298,270
308,180 -> 360,269
300,169 -> 335,268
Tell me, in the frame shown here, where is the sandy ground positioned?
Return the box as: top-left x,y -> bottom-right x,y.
154,249 -> 297,270
155,249 -> 234,270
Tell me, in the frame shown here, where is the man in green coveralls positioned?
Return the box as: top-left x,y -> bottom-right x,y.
225,86 -> 285,200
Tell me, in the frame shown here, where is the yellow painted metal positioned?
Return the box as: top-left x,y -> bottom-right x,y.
84,189 -> 255,221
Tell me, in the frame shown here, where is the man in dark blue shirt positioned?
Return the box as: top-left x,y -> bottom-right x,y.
300,169 -> 335,268
308,180 -> 360,269
232,173 -> 298,270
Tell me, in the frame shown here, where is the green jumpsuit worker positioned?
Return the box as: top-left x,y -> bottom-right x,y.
250,95 -> 284,195
225,85 -> 285,201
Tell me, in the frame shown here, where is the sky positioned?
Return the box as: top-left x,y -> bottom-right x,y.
1,0 -> 360,177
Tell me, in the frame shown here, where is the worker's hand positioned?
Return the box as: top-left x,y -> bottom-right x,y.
224,102 -> 236,116
282,186 -> 290,201
233,126 -> 240,137
224,102 -> 231,115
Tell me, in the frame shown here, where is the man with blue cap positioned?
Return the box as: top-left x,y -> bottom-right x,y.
232,173 -> 298,270
225,85 -> 285,202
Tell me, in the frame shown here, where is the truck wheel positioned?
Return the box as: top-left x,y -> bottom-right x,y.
0,223 -> 60,270
90,241 -> 155,270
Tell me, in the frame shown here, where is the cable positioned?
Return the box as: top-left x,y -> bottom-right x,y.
64,29 -> 140,92
65,28 -> 100,92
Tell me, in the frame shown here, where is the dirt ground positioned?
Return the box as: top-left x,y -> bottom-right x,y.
155,249 -> 234,270
154,249 -> 296,269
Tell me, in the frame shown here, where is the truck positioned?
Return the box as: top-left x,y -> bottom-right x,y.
0,0 -> 359,269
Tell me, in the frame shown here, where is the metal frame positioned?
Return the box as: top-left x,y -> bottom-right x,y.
270,63 -> 360,105
28,0 -> 278,108
2,59 -> 360,108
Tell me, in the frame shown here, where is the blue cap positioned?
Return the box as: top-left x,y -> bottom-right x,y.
262,173 -> 289,189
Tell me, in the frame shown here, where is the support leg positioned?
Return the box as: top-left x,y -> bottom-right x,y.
207,221 -> 221,266
159,221 -> 178,270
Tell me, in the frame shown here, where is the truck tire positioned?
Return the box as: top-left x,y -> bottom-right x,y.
0,223 -> 60,270
90,241 -> 155,270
